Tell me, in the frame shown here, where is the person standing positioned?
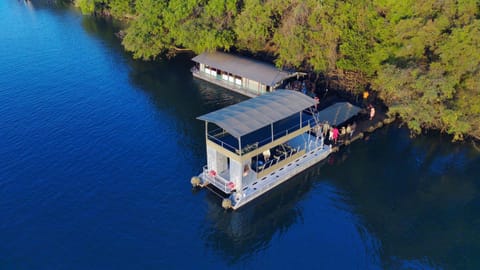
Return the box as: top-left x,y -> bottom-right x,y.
323,121 -> 330,138
350,122 -> 356,138
370,105 -> 375,120
314,96 -> 320,111
332,127 -> 339,145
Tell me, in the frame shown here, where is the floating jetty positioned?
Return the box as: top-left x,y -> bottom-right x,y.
192,90 -> 364,210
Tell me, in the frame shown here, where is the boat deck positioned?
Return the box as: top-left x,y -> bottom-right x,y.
208,111 -> 316,155
232,136 -> 330,209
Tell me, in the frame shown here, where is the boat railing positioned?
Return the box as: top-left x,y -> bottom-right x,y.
207,118 -> 314,155
250,118 -> 313,150
271,118 -> 313,141
202,166 -> 234,194
207,134 -> 239,153
209,127 -> 227,138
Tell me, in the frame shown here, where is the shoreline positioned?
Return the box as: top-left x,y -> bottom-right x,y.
74,2 -> 479,144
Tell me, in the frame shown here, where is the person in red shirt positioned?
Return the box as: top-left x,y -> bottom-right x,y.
332,127 -> 339,145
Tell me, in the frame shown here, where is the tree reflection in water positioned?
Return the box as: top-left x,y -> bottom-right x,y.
202,174 -> 309,263
201,161 -> 382,268
324,126 -> 480,269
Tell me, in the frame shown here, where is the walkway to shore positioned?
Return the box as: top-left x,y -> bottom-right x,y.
312,87 -> 393,150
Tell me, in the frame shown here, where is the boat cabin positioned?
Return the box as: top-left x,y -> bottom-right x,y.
192,51 -> 304,97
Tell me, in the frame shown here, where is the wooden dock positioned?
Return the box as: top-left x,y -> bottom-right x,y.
327,105 -> 395,152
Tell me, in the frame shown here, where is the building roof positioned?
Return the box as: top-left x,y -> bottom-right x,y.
315,102 -> 362,126
197,90 -> 316,138
192,51 -> 296,87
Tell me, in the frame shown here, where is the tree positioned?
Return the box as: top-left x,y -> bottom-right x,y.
81,0 -> 480,140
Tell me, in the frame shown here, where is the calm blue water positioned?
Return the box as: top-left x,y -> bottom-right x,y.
1,1 -> 480,269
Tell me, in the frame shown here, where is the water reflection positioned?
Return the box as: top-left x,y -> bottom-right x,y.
80,13 -> 126,49
325,126 -> 480,269
200,161 -> 381,270
27,0 -> 71,9
74,13 -> 247,164
78,14 -> 245,117
201,163 -> 325,263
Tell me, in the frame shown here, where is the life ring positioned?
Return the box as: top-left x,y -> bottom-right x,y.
209,170 -> 217,177
227,182 -> 235,190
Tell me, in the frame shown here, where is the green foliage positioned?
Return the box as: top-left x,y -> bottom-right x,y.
75,0 -> 135,17
172,0 -> 238,53
83,0 -> 480,140
234,0 -> 274,52
107,0 -> 135,17
121,0 -> 238,59
372,0 -> 480,140
76,0 -> 96,14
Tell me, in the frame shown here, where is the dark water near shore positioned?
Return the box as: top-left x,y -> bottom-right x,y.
1,1 -> 480,269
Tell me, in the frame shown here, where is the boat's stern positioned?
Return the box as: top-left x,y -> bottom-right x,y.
195,165 -> 236,194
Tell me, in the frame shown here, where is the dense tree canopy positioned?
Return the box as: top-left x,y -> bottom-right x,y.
75,0 -> 480,141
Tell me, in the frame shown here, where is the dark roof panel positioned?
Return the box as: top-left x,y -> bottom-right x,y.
315,102 -> 362,126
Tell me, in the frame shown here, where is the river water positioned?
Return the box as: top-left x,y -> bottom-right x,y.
1,1 -> 480,269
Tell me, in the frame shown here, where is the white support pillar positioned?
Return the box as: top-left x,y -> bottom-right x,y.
229,159 -> 242,191
238,137 -> 242,155
206,145 -> 228,173
206,146 -> 218,172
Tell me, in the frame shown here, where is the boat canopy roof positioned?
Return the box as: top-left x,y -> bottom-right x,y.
197,90 -> 316,138
316,102 -> 362,126
192,51 -> 298,87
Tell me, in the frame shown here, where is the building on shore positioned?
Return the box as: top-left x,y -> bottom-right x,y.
191,51 -> 305,97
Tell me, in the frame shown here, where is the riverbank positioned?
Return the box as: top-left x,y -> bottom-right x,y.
77,0 -> 480,142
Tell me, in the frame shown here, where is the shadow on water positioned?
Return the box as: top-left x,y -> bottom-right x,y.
79,15 -> 246,110
201,161 -> 327,264
28,0 -> 71,10
126,59 -> 247,159
324,125 -> 480,269
80,13 -> 126,48
76,13 -> 247,162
